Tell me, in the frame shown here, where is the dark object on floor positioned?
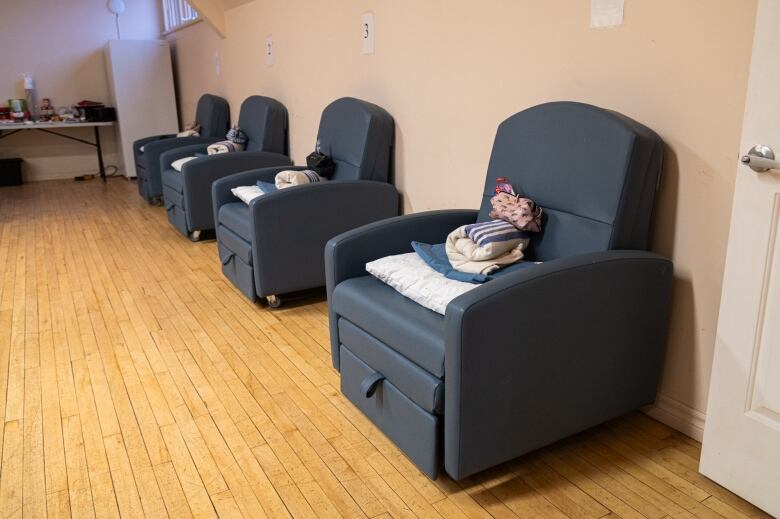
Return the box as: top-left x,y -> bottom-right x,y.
0,158 -> 22,186
74,174 -> 96,182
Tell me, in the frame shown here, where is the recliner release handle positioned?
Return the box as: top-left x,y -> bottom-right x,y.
360,372 -> 385,398
220,253 -> 235,266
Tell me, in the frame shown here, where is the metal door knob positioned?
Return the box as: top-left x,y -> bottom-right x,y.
741,144 -> 780,172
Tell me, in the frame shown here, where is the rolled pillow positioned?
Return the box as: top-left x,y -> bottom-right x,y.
275,169 -> 326,189
171,156 -> 197,172
207,140 -> 246,155
208,124 -> 249,154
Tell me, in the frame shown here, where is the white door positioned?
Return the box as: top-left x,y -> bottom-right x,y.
700,1 -> 780,515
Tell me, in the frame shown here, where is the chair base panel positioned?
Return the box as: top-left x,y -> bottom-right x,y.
166,203 -> 189,236
219,244 -> 257,301
340,345 -> 441,479
162,185 -> 184,209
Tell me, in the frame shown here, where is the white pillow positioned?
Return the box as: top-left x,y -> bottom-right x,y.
171,156 -> 197,172
231,185 -> 266,204
366,252 -> 477,315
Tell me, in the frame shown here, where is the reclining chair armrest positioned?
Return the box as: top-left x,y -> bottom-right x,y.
212,165 -> 309,223
133,134 -> 175,155
325,209 -> 478,369
182,151 -> 292,179
250,181 -> 400,297
141,136 -> 221,173
442,250 -> 673,480
182,152 -> 292,228
143,136 -> 220,156
159,143 -> 212,170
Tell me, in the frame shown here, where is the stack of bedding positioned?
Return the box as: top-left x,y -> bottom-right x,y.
366,186 -> 544,314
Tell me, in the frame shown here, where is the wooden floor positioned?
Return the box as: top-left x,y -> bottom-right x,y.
0,179 -> 768,519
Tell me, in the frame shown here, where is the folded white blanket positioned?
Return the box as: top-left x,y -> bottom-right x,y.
207,140 -> 245,154
171,156 -> 197,172
231,185 -> 264,204
275,169 -> 326,189
366,252 -> 477,315
445,222 -> 528,274
231,183 -> 276,204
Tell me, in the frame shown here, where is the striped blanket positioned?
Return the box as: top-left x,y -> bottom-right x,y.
275,169 -> 326,189
464,219 -> 529,247
207,140 -> 245,154
445,220 -> 529,275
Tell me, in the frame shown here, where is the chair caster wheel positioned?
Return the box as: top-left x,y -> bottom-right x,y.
266,295 -> 282,308
189,230 -> 202,242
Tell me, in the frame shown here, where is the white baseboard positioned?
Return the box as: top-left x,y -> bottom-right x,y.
17,153 -> 123,182
643,392 -> 706,441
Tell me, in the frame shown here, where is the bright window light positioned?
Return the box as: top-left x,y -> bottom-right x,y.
162,0 -> 199,32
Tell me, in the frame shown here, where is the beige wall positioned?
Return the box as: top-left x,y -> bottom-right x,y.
0,0 -> 163,181
168,0 -> 757,438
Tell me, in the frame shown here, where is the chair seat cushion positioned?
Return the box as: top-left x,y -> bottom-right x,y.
162,168 -> 185,193
332,275 -> 446,377
218,202 -> 252,241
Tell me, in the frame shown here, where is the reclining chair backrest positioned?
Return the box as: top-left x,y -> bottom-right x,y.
315,97 -> 394,182
478,101 -> 664,262
236,95 -> 288,155
194,94 -> 230,138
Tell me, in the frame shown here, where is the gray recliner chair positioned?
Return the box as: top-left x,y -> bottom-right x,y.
159,96 -> 290,241
325,102 -> 673,480
133,93 -> 230,205
211,97 -> 397,307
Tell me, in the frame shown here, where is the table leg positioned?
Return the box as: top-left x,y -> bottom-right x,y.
94,126 -> 106,182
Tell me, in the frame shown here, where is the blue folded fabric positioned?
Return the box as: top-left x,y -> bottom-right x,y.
411,242 -> 536,284
412,242 -> 491,283
256,180 -> 278,194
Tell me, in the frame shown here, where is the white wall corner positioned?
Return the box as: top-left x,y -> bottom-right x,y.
643,392 -> 706,442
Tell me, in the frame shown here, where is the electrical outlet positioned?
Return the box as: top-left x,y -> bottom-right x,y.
265,35 -> 274,66
361,12 -> 374,55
